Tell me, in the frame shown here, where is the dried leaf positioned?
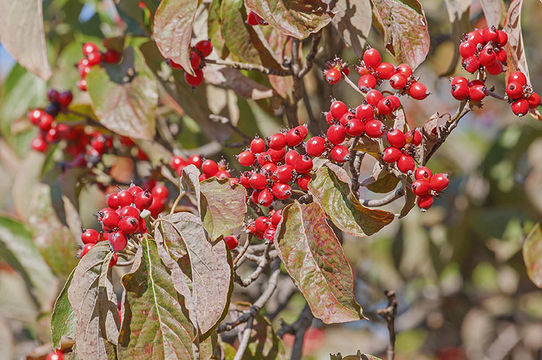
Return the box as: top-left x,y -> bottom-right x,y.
480,0 -> 505,27
276,201 -> 364,323
523,223 -> 542,288
371,0 -> 430,70
504,0 -> 529,81
330,0 -> 372,57
51,269 -> 76,349
309,163 -> 395,237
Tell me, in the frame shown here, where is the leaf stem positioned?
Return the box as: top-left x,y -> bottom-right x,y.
205,58 -> 291,76
376,290 -> 398,360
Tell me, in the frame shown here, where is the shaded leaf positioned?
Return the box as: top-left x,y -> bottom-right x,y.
67,242 -> 119,360
0,216 -> 57,312
0,0 -> 51,79
119,238 -> 196,359
480,0 -> 505,27
363,163 -> 400,193
330,0 -> 372,57
276,201 -> 363,323
86,46 -> 158,140
523,223 -> 542,288
204,66 -> 274,100
330,352 -> 381,360
353,137 -> 381,159
400,182 -> 416,218
153,0 -> 200,75
371,0 -> 430,70
157,212 -> 233,335
309,163 -> 395,237
244,0 -> 332,39
442,0 -> 471,76
63,196 -> 83,247
51,269 -> 76,349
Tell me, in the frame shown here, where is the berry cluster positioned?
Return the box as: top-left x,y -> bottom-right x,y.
77,42 -> 122,91
323,57 -> 350,85
170,154 -> 233,181
246,11 -> 267,26
505,71 -> 540,116
246,209 -> 282,242
167,40 -> 213,87
79,184 -> 168,261
411,167 -> 449,210
450,77 -> 488,102
459,26 -> 507,75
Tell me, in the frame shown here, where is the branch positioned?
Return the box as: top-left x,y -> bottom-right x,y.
234,241 -> 276,287
298,32 -> 322,78
362,188 -> 405,207
277,304 -> 314,360
376,290 -> 398,360
343,75 -> 365,96
209,114 -> 252,141
205,58 -> 291,76
233,317 -> 253,360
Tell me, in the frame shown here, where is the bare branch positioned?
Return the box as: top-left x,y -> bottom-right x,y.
233,317 -> 253,360
205,58 -> 291,76
362,188 -> 405,207
209,114 -> 252,141
277,304 -> 314,360
376,290 -> 398,360
298,32 -> 322,78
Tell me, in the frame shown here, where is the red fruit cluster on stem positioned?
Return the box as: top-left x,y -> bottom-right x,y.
411,167 -> 449,210
77,42 -> 122,91
169,154 -> 232,181
246,209 -> 282,241
167,40 -> 213,87
459,26 -> 507,75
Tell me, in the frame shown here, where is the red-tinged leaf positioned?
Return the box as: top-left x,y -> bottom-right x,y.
264,28 -> 295,98
244,0 -> 332,39
480,0 -> 505,27
275,201 -> 363,323
203,66 -> 274,100
153,0 -> 200,75
309,164 -> 395,237
86,46 -> 158,140
157,212 -> 233,336
67,242 -> 120,360
118,238 -> 196,359
0,0 -> 51,79
51,269 -> 76,349
523,223 -> 542,288
330,0 -> 373,57
400,182 -> 416,218
371,0 -> 430,70
504,0 -> 529,81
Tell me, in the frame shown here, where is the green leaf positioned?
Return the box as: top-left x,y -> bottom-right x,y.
153,0 -> 200,75
0,216 -> 57,312
0,0 -> 51,79
200,177 -> 247,241
67,243 -> 119,360
86,46 -> 158,140
276,201 -> 364,324
51,269 -> 77,349
330,0 -> 372,57
309,164 -> 395,237
156,212 -> 233,336
245,0 -> 332,39
370,0 -> 430,70
119,237 -> 196,359
523,223 -> 542,288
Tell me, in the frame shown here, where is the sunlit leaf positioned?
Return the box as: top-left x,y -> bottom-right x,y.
480,0 -> 505,27
330,0 -> 372,57
276,201 -> 364,324
523,223 -> 542,288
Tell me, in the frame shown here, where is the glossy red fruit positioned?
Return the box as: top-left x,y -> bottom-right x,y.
46,351 -> 64,360
363,48 -> 381,68
376,62 -> 395,79
268,148 -> 285,162
224,235 -> 239,250
405,129 -> 423,146
276,164 -> 294,182
358,74 -> 377,90
47,89 -> 59,103
107,193 -> 119,209
451,76 -> 468,86
187,154 -> 203,168
117,190 -> 134,207
272,182 -> 292,200
238,150 -> 255,166
355,104 -> 374,120
462,56 -> 480,73
478,45 -> 496,66
408,82 -> 428,100
495,47 -> 507,64
128,185 -> 143,196
297,175 -> 311,190
286,126 -> 307,147
485,61 -> 503,75
451,83 -> 469,100
417,195 -> 434,210
387,129 -> 406,148
326,124 -> 347,145
325,68 -> 342,85
508,71 -> 527,86
338,112 -> 354,126
202,159 -> 219,176
382,147 -> 402,163
119,217 -> 139,235
271,210 -> 283,227
511,98 -> 529,116
365,119 -> 385,138
246,11 -> 266,26
258,188 -> 274,207
185,69 -> 204,87
263,227 -> 276,242
465,29 -> 484,45
250,137 -> 266,153
190,50 -> 202,70
496,30 -> 508,47
28,109 -> 45,124
103,49 -> 121,63
376,97 -> 393,115
249,173 -> 267,189
284,149 -> 300,166
78,79 -> 88,91
31,136 -> 47,152
346,117 -> 365,136
151,185 -> 168,200
330,145 -> 350,163
415,166 -> 433,181
411,180 -> 431,196
482,26 -> 499,43
81,229 -> 100,244
195,40 -> 213,57
101,210 -> 121,231
430,173 -> 449,191
389,73 -> 407,89
168,59 -> 183,70
295,155 -> 313,174
366,89 -> 383,106
268,133 -> 287,150
37,113 -> 54,131
170,155 -> 185,171
527,92 -> 541,108
459,40 -> 477,58
330,100 -> 348,119
87,51 -> 102,66
82,42 -> 99,56
109,252 -> 118,267
397,154 -> 415,174
468,84 -> 487,102
57,91 -> 73,107
134,191 -> 153,210
254,216 -> 270,233
506,81 -> 523,100
109,231 -> 127,251
118,205 -> 140,219
80,243 -> 95,258
216,170 -> 231,180
306,136 -> 326,157
396,63 -> 413,78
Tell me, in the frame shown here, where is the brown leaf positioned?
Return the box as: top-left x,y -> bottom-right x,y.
504,0 -> 528,79
523,223 -> 542,288
276,201 -> 364,323
480,0 -> 505,27
363,163 -> 400,193
330,0 -> 372,57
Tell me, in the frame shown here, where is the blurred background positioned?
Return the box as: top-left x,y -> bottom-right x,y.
1,0 -> 542,359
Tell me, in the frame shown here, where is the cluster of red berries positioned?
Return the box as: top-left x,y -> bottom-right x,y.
77,42 -> 122,91
167,40 -> 213,87
79,183 -> 168,261
450,77 -> 489,102
459,26 -> 507,75
170,154 -> 233,181
411,167 -> 449,210
504,71 -> 540,116
246,209 -> 282,242
246,11 -> 267,26
28,89 -> 73,152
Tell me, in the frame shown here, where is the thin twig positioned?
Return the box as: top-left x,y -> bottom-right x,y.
233,317 -> 253,360
209,114 -> 252,141
233,234 -> 252,268
343,76 -> 364,96
277,304 -> 314,360
205,58 -> 291,76
235,241 -> 275,287
169,191 -> 185,215
298,33 -> 322,78
362,188 -> 405,207
376,290 -> 398,360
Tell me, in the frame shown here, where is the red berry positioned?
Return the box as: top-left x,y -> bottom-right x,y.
465,29 -> 484,45
249,173 -> 267,189
185,69 -> 204,87
451,82 -> 469,100
109,231 -> 127,251
511,98 -> 529,116
168,59 -> 183,70
459,40 -> 477,58
107,193 -> 119,209
338,112 -> 354,126
417,195 -> 434,210
118,205 -> 140,219
128,185 -> 143,196
330,100 -> 348,119
345,117 -> 365,137
81,229 -> 100,244
405,129 -> 423,146
306,136 -> 326,157
187,154 -> 203,168
134,191 -> 153,210
355,104 -> 374,120
109,252 -> 118,267
272,182 -> 292,200
330,145 -> 350,163
389,73 -> 407,89
508,71 -> 527,86
297,175 -> 311,190
388,95 -> 401,110
224,235 -> 239,250
202,159 -> 219,176
117,190 -> 134,207
119,216 -> 139,234
57,91 -> 73,106
506,81 -> 523,100
286,126 -> 307,147
527,92 -> 541,108
276,164 -> 294,182
295,155 -> 313,174
408,82 -> 428,100
430,173 -> 449,191
28,109 -> 45,124
325,111 -> 334,125
411,180 -> 431,196
387,129 -> 406,148
148,196 -> 165,217
485,61 -> 503,75
382,147 -> 402,163
496,30 -> 508,47
47,89 -> 59,102
462,56 -> 480,73
397,154 -> 415,174
478,45 -> 496,67
365,119 -> 385,138
451,76 -> 468,86
268,133 -> 286,150
151,185 -> 168,199
326,124 -> 347,145
377,98 -> 394,115
101,210 -> 120,231
254,216 -> 270,233
250,137 -> 266,153
358,74 -> 377,90
80,243 -> 95,258
82,42 -> 99,56
238,150 -> 256,166
284,149 -> 300,166
78,79 -> 87,91
271,209 -> 282,227
247,11 -> 265,26
396,63 -> 412,77
415,166 -> 433,181
468,83 -> 487,102
268,148 -> 286,162
366,89 -> 383,106
376,62 -> 395,79
257,188 -> 274,207
482,26 -> 498,43
87,51 -> 102,66
325,68 -> 342,85
38,113 -> 54,131
189,50 -> 202,69
216,170 -> 231,180
31,136 -> 47,152
103,49 -> 121,63
195,40 -> 213,57
363,48 -> 381,68
263,227 -> 276,242
170,155 -> 186,171
261,162 -> 277,176
495,48 -> 507,64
